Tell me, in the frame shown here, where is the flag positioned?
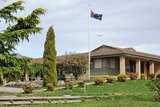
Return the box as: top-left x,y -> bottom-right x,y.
90,10 -> 102,21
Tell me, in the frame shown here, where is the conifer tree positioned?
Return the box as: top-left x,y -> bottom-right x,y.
43,26 -> 57,86
0,0 -> 46,82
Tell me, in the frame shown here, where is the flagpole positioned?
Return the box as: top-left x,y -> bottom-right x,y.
88,0 -> 91,80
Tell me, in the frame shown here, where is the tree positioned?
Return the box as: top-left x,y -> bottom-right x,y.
0,0 -> 46,83
43,26 -> 57,86
57,53 -> 88,80
30,63 -> 43,77
146,79 -> 160,101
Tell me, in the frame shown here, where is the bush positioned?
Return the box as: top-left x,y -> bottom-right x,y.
117,74 -> 127,82
46,83 -> 54,91
78,81 -> 85,88
130,73 -> 138,80
146,79 -> 160,101
0,72 -> 3,86
106,76 -> 115,83
65,82 -> 73,90
78,74 -> 86,81
141,74 -> 146,80
94,77 -> 104,85
157,74 -> 160,79
22,83 -> 33,93
149,73 -> 155,79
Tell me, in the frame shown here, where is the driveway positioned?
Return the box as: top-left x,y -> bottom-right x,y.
0,87 -> 23,93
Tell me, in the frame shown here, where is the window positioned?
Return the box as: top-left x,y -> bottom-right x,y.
110,58 -> 116,68
102,58 -> 107,68
94,58 -> 102,68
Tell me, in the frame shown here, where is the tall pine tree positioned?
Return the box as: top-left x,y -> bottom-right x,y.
43,26 -> 57,86
0,0 -> 46,83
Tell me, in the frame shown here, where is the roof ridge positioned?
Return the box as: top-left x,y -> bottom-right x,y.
116,48 -> 126,53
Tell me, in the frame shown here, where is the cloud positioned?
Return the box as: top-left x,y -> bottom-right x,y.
1,0 -> 160,58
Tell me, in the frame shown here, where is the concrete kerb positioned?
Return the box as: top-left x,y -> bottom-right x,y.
0,96 -> 95,106
0,93 -> 142,106
0,93 -> 141,106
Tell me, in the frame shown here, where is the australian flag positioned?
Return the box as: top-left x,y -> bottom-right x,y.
91,10 -> 102,21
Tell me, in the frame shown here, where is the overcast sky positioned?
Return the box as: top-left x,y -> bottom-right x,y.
1,0 -> 160,58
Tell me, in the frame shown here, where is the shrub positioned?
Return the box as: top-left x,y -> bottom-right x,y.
65,82 -> 73,90
157,74 -> 160,79
46,83 -> 54,91
22,83 -> 33,93
78,81 -> 85,88
130,73 -> 138,80
78,74 -> 86,81
0,72 -> 3,86
141,74 -> 146,80
148,73 -> 155,79
106,76 -> 115,83
94,77 -> 104,85
117,74 -> 127,82
146,79 -> 160,101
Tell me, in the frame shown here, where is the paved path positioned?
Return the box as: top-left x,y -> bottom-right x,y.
0,82 -> 94,93
0,87 -> 23,93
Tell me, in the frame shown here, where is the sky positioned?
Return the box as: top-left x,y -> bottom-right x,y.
1,0 -> 160,58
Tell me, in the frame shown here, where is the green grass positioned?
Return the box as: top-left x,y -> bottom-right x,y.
21,96 -> 160,107
17,80 -> 151,97
3,80 -> 160,107
85,80 -> 150,95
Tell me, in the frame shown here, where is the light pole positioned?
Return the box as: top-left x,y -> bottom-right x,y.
87,0 -> 91,81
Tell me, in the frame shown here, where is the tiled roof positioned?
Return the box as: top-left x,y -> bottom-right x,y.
90,45 -> 160,60
32,45 -> 160,63
32,56 -> 63,64
120,48 -> 160,60
32,58 -> 43,64
90,49 -> 123,57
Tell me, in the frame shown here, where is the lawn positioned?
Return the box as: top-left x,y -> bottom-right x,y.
4,80 -> 160,107
22,96 -> 160,107
17,80 -> 152,97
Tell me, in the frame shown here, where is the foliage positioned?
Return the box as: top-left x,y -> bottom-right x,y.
30,63 -> 43,77
43,26 -> 57,86
157,74 -> 160,79
130,73 -> 138,80
141,74 -> 146,80
65,81 -> 73,90
0,0 -> 45,81
22,83 -> 33,93
0,55 -> 32,82
0,1 -> 46,54
58,53 -> 88,80
148,73 -> 155,79
46,83 -> 54,92
117,74 -> 127,82
78,81 -> 85,88
146,79 -> 160,101
94,77 -> 105,85
78,74 -> 86,81
106,76 -> 115,83
0,71 -> 3,85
